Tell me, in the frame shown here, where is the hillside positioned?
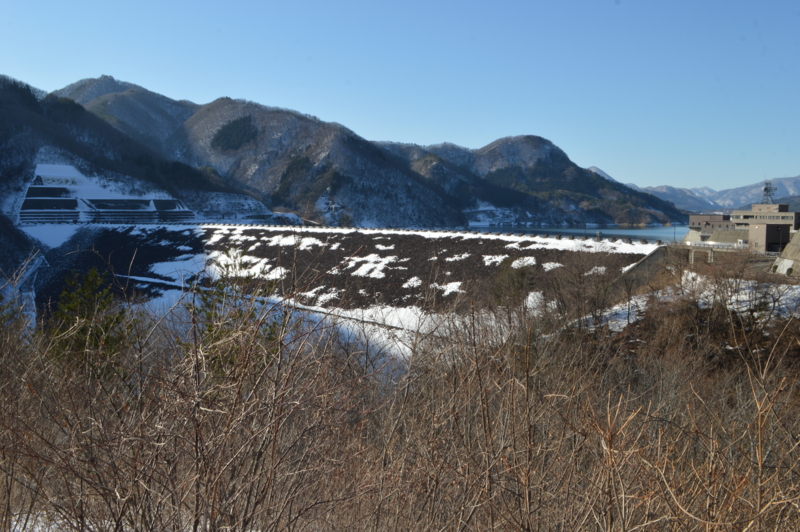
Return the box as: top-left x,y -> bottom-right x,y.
0,76 -> 289,275
54,75 -> 687,227
0,76 -> 239,203
382,137 -> 686,225
0,214 -> 35,276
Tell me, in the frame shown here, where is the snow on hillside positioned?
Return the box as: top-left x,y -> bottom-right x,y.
182,191 -> 275,222
31,164 -> 175,200
584,273 -> 800,333
587,166 -> 618,182
21,224 -> 86,248
690,187 -> 717,198
462,201 -> 517,226
137,246 -> 800,361
622,181 -> 722,212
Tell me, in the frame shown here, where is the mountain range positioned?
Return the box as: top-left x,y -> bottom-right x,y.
626,177 -> 800,212
41,75 -> 684,227
3,73 -> 798,238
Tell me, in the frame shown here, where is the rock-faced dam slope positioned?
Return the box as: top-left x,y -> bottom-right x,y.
28,224 -> 656,312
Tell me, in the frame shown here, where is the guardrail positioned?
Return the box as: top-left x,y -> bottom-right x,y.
666,241 -> 781,257
682,242 -> 748,250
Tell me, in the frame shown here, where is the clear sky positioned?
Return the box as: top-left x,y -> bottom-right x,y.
2,0 -> 798,191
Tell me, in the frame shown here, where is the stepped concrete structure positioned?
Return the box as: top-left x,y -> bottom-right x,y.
19,165 -> 194,224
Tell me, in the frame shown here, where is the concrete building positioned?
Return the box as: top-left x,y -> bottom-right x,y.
685,204 -> 797,253
688,214 -> 734,234
730,204 -> 800,231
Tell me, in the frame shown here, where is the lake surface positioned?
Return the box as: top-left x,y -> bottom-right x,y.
470,224 -> 689,242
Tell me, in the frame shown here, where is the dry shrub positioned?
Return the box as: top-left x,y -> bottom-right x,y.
1,252 -> 800,530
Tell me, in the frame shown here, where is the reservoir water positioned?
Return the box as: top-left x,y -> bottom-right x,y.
471,224 -> 689,242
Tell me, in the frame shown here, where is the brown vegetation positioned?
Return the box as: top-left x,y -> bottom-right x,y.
2,251 -> 800,530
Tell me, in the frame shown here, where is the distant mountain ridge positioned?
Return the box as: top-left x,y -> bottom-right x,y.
0,74 -> 689,229
49,75 -> 686,227
623,176 -> 800,213
54,75 -> 139,105
624,182 -> 721,212
708,176 -> 800,208
9,74 -> 798,223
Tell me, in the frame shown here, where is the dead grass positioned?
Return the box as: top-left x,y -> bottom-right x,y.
2,251 -> 800,530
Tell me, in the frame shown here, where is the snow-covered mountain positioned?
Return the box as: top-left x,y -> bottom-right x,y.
624,183 -> 722,212
623,177 -> 800,212
702,177 -> 800,208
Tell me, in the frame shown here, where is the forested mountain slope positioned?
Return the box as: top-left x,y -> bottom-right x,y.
55,75 -> 687,226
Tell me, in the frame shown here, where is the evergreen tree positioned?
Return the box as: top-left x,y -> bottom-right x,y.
50,268 -> 128,377
211,114 -> 258,151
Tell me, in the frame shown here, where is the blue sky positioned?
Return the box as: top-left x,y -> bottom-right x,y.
2,0 -> 798,191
